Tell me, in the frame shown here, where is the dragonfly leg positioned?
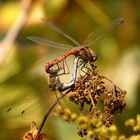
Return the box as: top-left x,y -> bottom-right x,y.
80,60 -> 91,74
77,58 -> 85,68
64,58 -> 70,75
49,56 -> 79,92
80,61 -> 88,74
75,58 -> 87,76
54,59 -> 70,76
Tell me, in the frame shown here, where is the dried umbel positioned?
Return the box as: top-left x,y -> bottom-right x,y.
54,62 -> 126,138
54,106 -> 118,139
125,115 -> 140,133
76,113 -> 118,139
69,63 -> 126,115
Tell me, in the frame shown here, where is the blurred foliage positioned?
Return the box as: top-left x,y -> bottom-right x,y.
0,0 -> 139,140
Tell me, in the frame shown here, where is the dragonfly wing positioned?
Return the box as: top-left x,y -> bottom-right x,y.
41,19 -> 81,46
27,36 -> 73,50
4,86 -> 55,121
83,18 -> 124,46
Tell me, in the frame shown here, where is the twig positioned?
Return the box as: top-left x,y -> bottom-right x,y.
35,88 -> 72,140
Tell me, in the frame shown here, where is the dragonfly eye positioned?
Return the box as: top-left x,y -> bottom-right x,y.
89,50 -> 97,62
92,51 -> 97,62
93,55 -> 97,62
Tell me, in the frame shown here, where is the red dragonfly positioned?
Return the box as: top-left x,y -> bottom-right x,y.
27,18 -> 124,75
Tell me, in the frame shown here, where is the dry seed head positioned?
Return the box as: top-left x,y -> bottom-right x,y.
87,130 -> 94,139
77,115 -> 89,124
109,125 -> 117,133
125,119 -> 136,127
54,105 -> 64,116
64,108 -> 72,115
77,128 -> 87,137
52,63 -> 126,138
70,113 -> 78,121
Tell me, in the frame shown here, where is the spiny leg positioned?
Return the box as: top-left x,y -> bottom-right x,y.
75,58 -> 86,76
55,59 -> 70,76
60,58 -> 70,75
78,60 -> 88,75
80,61 -> 91,74
77,58 -> 85,68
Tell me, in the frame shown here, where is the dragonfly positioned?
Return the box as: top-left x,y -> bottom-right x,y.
27,18 -> 124,79
48,56 -> 80,92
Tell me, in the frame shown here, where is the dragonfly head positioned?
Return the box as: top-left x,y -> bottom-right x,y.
90,49 -> 97,62
80,47 -> 97,62
75,47 -> 97,63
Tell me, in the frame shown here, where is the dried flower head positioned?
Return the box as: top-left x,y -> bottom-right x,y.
54,63 -> 126,138
69,63 -> 126,116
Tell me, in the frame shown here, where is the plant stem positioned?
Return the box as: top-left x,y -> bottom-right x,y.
35,88 -> 72,140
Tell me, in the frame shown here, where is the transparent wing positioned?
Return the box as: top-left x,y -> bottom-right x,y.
3,86 -> 58,122
3,56 -> 90,121
27,36 -> 73,50
41,19 -> 81,46
83,18 -> 124,46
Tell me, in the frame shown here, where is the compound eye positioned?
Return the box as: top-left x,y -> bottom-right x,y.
92,55 -> 97,62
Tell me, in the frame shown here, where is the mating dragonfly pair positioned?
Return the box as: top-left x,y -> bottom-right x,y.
28,18 -> 124,92
27,18 -> 124,140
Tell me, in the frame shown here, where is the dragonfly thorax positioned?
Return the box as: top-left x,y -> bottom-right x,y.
77,47 -> 97,63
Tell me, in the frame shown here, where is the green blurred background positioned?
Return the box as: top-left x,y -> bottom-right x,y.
0,0 -> 139,140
